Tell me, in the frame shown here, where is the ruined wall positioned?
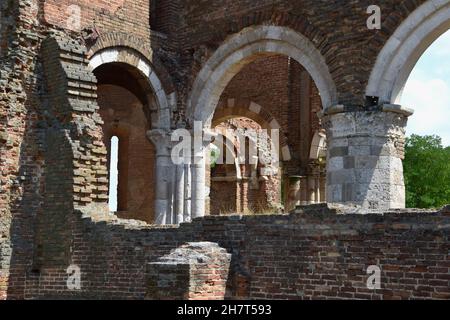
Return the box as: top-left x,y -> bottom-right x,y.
1,0 -> 177,299
211,116 -> 283,214
0,0 -> 44,300
217,55 -> 321,170
43,0 -> 150,38
219,55 -> 290,131
1,0 -> 448,300
213,55 -> 321,212
20,206 -> 450,300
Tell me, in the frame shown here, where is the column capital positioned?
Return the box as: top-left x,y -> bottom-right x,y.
193,129 -> 217,159
381,104 -> 414,117
147,129 -> 172,156
320,104 -> 414,118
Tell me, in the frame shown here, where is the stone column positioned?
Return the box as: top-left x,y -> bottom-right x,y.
191,130 -> 216,219
320,176 -> 327,203
174,163 -> 185,224
191,151 -> 206,219
307,176 -> 316,204
323,104 -> 413,212
314,176 -> 321,203
147,129 -> 174,225
300,177 -> 308,205
184,161 -> 192,222
285,176 -> 302,212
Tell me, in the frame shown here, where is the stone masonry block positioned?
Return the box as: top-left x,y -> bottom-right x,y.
146,242 -> 231,300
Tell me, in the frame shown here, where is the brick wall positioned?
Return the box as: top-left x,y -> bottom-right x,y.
21,205 -> 450,300
179,0 -> 428,107
218,55 -> 321,171
211,116 -> 283,214
0,0 -> 44,300
0,0 -> 444,300
220,55 -> 290,132
43,0 -> 150,38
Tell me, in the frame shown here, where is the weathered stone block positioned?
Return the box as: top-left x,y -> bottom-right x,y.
145,242 -> 231,300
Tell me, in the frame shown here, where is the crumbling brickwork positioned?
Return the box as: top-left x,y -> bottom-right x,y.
19,205 -> 450,300
146,242 -> 231,300
1,0 -> 449,300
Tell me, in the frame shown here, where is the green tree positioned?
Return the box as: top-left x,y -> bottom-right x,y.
403,134 -> 450,208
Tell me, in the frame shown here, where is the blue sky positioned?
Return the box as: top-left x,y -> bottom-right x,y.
402,29 -> 450,147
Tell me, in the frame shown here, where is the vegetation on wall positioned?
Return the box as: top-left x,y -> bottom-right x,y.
403,134 -> 450,209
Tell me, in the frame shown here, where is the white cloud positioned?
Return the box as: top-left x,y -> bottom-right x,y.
403,77 -> 450,146
401,30 -> 450,147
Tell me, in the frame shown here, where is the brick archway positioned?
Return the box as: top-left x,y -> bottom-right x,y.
89,47 -> 173,130
87,32 -> 175,95
366,0 -> 450,104
212,99 -> 291,162
187,25 -> 337,127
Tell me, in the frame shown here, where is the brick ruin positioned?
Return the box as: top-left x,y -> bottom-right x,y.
0,0 -> 449,300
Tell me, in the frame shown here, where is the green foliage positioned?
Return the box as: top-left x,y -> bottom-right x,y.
403,134 -> 450,209
210,148 -> 220,169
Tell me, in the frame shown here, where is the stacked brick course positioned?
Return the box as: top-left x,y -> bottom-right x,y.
20,205 -> 450,300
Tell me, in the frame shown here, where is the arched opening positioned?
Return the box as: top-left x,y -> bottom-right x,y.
199,50 -> 328,215
366,2 -> 450,210
93,62 -> 157,223
187,26 -> 336,217
367,1 -> 450,104
402,30 -> 450,146
188,26 -> 337,126
401,30 -> 450,209
210,117 -> 283,214
187,26 -> 337,217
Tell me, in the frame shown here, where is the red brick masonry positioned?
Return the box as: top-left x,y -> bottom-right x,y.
18,205 -> 450,300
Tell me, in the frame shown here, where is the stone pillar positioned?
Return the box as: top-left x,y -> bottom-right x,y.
320,176 -> 327,203
147,129 -> 174,225
308,176 -> 316,204
314,176 -> 321,203
323,105 -> 413,212
192,150 -> 206,219
184,161 -> 192,222
191,130 -> 216,219
285,176 -> 302,212
175,164 -> 185,224
300,177 -> 308,205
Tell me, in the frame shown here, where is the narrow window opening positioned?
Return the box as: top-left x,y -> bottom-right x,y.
109,136 -> 119,212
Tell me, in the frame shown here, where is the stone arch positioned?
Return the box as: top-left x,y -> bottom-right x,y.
188,25 -> 337,127
212,99 -> 292,162
88,32 -> 175,95
88,46 -> 173,130
366,0 -> 450,104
